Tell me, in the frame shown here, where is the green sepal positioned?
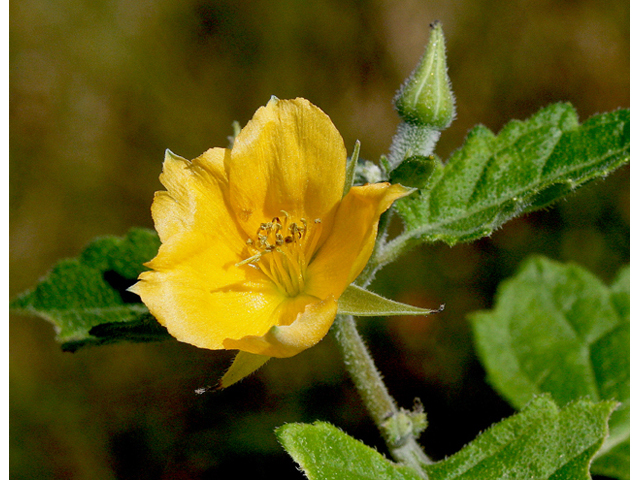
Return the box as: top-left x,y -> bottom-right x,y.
337,284 -> 441,317
219,351 -> 271,389
343,140 -> 361,196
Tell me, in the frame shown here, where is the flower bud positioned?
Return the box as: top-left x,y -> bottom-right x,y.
393,21 -> 455,130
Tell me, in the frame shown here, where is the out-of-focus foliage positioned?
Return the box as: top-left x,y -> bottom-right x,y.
10,0 -> 629,478
470,258 -> 630,478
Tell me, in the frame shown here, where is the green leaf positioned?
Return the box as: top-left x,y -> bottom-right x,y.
395,104 -> 629,245
277,396 -> 615,480
10,228 -> 171,351
338,284 -> 442,317
423,395 -> 616,480
276,421 -> 424,480
469,257 -> 629,478
590,442 -> 630,480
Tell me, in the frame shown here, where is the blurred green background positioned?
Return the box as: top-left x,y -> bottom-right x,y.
10,0 -> 629,478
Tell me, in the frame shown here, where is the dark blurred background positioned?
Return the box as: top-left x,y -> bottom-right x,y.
10,0 -> 629,478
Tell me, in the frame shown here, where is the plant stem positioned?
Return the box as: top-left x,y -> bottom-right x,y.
333,314 -> 397,424
332,314 -> 432,475
331,206 -> 433,476
374,231 -> 421,272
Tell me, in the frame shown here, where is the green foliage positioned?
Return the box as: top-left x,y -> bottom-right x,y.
10,102 -> 629,477
470,257 -> 630,479
277,396 -> 616,480
389,155 -> 443,189
591,442 -> 630,480
424,396 -> 616,480
394,104 -> 630,245
276,421 -> 424,480
10,228 -> 170,351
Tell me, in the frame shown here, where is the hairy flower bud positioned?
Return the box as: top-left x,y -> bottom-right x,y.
394,21 -> 455,129
388,22 -> 456,171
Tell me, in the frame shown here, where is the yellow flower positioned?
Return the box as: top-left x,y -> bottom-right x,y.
131,98 -> 410,362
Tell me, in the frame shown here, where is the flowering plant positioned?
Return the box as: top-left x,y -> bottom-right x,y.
11,22 -> 629,480
131,97 -> 415,385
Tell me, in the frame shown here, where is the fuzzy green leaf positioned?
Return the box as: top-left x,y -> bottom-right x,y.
10,228 -> 170,351
276,421 -> 424,480
277,396 -> 615,480
470,257 -> 629,478
338,284 -> 442,317
395,104 -> 629,245
423,395 -> 616,480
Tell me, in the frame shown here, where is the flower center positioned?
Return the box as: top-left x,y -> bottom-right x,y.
237,211 -> 322,297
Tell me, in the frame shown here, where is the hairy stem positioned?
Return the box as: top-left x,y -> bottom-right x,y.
332,314 -> 432,475
332,206 -> 432,476
374,231 -> 421,272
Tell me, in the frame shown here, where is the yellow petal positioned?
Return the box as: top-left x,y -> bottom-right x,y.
131,148 -> 286,349
132,269 -> 284,350
304,183 -> 413,300
152,149 -> 243,249
222,295 -> 338,358
228,98 -> 346,243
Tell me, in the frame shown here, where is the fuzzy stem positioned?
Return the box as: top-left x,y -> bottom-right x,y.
374,230 -> 422,271
332,314 -> 432,475
332,203 -> 432,476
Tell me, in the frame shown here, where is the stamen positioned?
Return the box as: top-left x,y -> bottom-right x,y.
237,212 -> 322,296
235,252 -> 263,267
